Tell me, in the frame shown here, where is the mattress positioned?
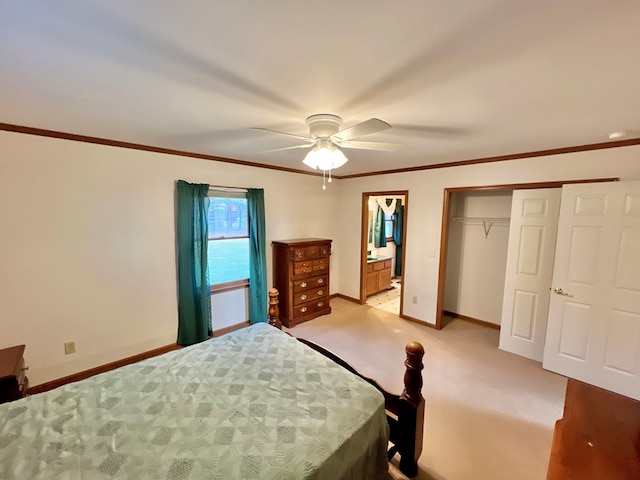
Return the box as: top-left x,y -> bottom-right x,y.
0,323 -> 389,479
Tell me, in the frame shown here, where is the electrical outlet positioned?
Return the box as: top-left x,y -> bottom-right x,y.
412,296 -> 418,304
64,341 -> 76,355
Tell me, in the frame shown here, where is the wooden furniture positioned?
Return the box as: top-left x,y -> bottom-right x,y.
0,344 -> 29,403
272,238 -> 331,327
547,378 -> 640,479
366,257 -> 392,296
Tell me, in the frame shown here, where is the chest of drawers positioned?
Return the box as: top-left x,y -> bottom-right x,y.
0,344 -> 29,403
273,238 -> 331,327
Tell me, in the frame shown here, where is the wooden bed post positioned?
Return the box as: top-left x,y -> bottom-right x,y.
401,341 -> 424,406
268,288 -> 282,330
396,341 -> 425,477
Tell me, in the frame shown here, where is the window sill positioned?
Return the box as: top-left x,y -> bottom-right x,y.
210,279 -> 249,295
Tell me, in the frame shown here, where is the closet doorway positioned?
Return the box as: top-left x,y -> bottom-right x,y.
435,179 -> 616,331
360,191 -> 408,316
440,188 -> 513,330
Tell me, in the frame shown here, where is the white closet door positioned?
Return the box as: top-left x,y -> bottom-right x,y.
543,181 -> 640,400
499,188 -> 561,361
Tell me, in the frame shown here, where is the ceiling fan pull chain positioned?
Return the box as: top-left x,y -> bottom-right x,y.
322,170 -> 327,190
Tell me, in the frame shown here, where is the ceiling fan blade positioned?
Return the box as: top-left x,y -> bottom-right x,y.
332,118 -> 391,141
251,127 -> 312,142
337,140 -> 401,151
261,143 -> 314,153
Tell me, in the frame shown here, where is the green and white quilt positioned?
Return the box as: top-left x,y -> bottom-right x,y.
0,323 -> 389,479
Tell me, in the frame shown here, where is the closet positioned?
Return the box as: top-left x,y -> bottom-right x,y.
443,190 -> 513,327
439,180 -> 640,403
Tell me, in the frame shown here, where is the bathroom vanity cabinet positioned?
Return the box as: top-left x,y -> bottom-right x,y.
366,257 -> 392,296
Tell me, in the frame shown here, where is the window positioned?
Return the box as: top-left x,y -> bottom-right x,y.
385,213 -> 395,242
207,191 -> 249,292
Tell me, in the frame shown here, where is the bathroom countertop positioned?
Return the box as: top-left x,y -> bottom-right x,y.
366,255 -> 393,263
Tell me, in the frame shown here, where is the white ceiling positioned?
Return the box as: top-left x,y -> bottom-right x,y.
2,1 -> 640,176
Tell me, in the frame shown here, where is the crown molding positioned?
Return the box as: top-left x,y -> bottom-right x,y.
2,122 -> 639,179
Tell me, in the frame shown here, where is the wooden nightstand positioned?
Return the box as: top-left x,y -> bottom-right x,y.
0,345 -> 29,403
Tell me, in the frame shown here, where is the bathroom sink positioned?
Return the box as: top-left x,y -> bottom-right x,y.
367,256 -> 378,261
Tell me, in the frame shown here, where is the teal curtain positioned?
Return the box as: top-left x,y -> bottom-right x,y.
247,188 -> 267,324
374,204 -> 387,248
176,180 -> 211,345
393,201 -> 404,277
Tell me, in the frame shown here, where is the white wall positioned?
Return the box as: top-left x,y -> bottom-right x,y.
444,191 -> 513,325
336,146 -> 640,326
210,289 -> 248,331
0,131 -> 339,385
3,130 -> 640,385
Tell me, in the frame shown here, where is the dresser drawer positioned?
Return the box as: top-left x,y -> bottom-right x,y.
293,261 -> 313,275
16,359 -> 26,385
294,297 -> 329,317
312,258 -> 328,272
292,245 -> 322,261
293,287 -> 327,306
293,275 -> 328,292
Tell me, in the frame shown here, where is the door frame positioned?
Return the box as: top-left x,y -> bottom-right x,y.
360,191 -> 409,312
435,178 -> 618,330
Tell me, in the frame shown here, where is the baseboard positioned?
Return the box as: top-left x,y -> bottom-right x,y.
28,343 -> 182,395
213,320 -> 250,336
400,313 -> 438,329
444,310 -> 501,330
331,293 -> 361,304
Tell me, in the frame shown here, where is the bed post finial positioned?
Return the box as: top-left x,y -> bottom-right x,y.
268,288 -> 282,330
401,341 -> 424,407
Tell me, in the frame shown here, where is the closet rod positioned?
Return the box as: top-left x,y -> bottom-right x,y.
452,216 -> 510,223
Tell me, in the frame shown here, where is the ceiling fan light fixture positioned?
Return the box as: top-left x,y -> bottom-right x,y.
254,113 -> 393,188
302,142 -> 348,171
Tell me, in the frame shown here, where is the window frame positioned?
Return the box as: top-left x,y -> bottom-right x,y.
385,213 -> 395,243
207,189 -> 250,295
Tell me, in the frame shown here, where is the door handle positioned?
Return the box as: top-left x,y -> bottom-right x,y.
552,287 -> 573,297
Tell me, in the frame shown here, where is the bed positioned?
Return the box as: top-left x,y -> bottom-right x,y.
0,290 -> 424,479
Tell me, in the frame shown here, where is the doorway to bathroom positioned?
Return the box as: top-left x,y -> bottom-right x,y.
359,191 -> 408,316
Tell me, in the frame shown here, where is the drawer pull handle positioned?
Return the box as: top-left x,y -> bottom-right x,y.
301,307 -> 307,313
317,302 -> 323,307
300,282 -> 307,288
318,290 -> 323,295
300,294 -> 307,300
317,278 -> 324,284
297,252 -> 303,258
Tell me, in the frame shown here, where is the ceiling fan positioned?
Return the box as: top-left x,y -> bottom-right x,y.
252,114 -> 400,182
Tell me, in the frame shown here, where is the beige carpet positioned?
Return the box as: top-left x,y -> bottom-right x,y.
285,298 -> 567,480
